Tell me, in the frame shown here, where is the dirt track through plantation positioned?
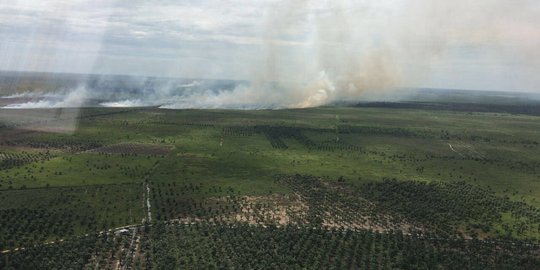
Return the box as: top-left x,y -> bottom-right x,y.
448,143 -> 464,157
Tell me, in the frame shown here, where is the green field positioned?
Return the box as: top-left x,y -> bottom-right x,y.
1,104 -> 540,269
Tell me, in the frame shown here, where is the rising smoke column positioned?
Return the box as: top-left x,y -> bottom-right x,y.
161,0 -> 436,109
4,0 -> 540,109
163,0 -> 540,109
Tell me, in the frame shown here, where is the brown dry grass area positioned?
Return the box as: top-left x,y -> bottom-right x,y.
0,128 -> 36,144
0,108 -> 82,133
21,123 -> 78,133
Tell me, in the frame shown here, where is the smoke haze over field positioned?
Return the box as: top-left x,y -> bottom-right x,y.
2,87 -> 88,109
0,0 -> 539,109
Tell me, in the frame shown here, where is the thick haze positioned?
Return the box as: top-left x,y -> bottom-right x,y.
0,0 -> 539,109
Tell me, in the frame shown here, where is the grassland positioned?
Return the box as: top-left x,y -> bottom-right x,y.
1,103 -> 540,268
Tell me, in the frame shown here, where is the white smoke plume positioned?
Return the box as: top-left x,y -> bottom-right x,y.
3,0 -> 539,110
99,99 -> 148,108
160,0 -> 540,109
2,92 -> 60,99
3,86 -> 88,109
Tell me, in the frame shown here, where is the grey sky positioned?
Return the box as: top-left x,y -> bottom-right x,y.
0,0 -> 539,92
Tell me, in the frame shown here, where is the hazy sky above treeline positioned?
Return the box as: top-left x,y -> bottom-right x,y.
0,0 -> 539,92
